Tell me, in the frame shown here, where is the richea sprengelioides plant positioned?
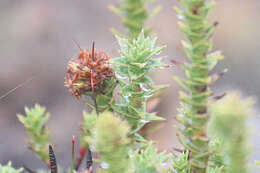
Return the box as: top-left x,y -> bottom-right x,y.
1,0 -> 258,173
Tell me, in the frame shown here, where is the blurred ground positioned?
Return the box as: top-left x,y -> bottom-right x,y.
0,0 -> 260,171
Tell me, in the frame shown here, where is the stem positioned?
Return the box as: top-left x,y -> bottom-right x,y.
75,148 -> 87,171
71,136 -> 75,173
22,165 -> 36,173
93,95 -> 99,115
74,95 -> 97,171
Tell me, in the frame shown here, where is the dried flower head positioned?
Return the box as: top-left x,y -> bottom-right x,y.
65,42 -> 114,99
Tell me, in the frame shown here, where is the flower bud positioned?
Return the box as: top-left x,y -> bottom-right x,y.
65,42 -> 114,99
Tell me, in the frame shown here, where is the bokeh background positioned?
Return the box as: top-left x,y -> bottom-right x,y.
0,0 -> 260,172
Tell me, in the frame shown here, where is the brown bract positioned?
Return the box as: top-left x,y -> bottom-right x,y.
65,43 -> 114,99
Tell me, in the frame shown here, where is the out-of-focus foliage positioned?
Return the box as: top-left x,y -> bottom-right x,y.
91,112 -> 131,173
111,32 -> 166,136
170,140 -> 226,173
256,160 -> 260,167
109,0 -> 161,38
206,139 -> 226,173
17,104 -> 50,164
207,167 -> 224,173
0,162 -> 23,173
209,92 -> 254,173
174,0 -> 224,172
80,111 -> 98,149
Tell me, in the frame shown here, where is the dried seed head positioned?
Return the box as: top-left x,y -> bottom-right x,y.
65,42 -> 114,99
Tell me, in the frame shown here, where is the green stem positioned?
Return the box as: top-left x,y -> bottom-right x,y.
93,95 -> 99,115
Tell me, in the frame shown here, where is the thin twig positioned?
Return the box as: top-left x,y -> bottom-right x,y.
93,96 -> 99,115
75,148 -> 86,171
71,136 -> 75,173
0,76 -> 35,100
22,165 -> 36,173
172,147 -> 184,153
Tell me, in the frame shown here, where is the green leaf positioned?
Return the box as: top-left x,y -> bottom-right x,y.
207,51 -> 224,70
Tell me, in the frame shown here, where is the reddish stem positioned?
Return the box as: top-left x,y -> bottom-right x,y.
75,147 -> 87,171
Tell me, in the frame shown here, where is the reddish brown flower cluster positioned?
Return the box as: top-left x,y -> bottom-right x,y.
65,42 -> 114,99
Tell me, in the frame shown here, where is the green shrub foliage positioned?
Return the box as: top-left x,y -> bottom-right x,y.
111,33 -> 166,136
17,104 -> 51,164
209,92 -> 254,173
174,0 -> 224,172
11,1 -> 257,173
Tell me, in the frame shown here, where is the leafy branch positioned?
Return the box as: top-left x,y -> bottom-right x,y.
111,33 -> 166,138
173,0 -> 224,172
17,104 -> 51,166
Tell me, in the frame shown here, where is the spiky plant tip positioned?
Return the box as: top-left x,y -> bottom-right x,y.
111,32 -> 166,129
65,42 -> 115,99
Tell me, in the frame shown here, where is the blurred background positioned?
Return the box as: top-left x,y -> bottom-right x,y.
0,0 -> 260,171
